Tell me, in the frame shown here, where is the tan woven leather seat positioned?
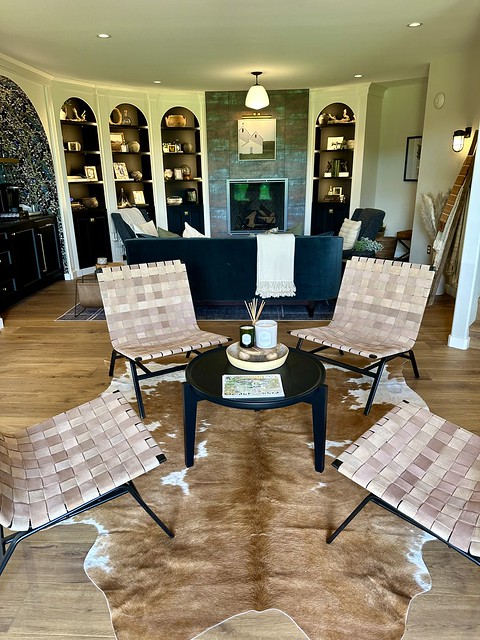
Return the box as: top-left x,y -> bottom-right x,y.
0,390 -> 173,576
327,401 -> 480,565
290,257 -> 434,414
97,261 -> 231,417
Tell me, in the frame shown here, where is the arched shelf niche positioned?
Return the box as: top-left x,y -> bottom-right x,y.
311,101 -> 355,235
108,102 -> 155,220
60,96 -> 111,268
160,106 -> 204,235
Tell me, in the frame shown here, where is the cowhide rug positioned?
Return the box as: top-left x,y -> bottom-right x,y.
76,356 -> 433,640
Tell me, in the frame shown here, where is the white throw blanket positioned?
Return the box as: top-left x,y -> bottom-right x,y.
255,233 -> 296,298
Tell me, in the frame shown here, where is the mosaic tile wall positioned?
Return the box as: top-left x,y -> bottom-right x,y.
206,89 -> 309,236
0,76 -> 66,271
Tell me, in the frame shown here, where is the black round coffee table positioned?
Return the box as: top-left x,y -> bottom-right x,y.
183,346 -> 327,472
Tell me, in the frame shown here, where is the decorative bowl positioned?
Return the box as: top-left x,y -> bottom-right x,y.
226,342 -> 289,372
165,115 -> 187,128
81,197 -> 99,208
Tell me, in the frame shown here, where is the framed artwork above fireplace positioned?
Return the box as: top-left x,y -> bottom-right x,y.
237,118 -> 276,161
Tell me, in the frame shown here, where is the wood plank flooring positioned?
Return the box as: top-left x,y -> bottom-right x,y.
0,282 -> 478,639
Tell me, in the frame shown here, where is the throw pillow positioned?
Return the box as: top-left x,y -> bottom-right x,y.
286,221 -> 304,236
157,226 -> 181,238
183,222 -> 205,238
338,218 -> 361,250
119,208 -> 158,236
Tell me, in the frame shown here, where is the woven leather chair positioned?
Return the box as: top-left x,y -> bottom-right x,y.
97,261 -> 231,418
290,257 -> 434,414
0,390 -> 173,576
327,401 -> 480,567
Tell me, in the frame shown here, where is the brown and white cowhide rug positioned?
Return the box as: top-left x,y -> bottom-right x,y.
76,357 -> 433,640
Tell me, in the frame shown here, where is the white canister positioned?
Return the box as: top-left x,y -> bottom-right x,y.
254,320 -> 278,349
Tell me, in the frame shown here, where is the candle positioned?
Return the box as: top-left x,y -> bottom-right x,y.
239,325 -> 255,348
254,320 -> 277,349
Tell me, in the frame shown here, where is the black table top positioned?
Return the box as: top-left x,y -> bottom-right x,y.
185,346 -> 325,409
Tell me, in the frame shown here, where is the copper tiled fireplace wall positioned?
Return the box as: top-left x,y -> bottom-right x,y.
206,89 -> 309,236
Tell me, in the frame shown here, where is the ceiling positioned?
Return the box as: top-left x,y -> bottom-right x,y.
1,0 -> 480,92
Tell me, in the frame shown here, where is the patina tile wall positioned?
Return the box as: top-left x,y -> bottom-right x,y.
206,89 -> 309,236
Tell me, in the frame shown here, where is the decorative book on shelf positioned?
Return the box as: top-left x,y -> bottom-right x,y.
222,374 -> 284,399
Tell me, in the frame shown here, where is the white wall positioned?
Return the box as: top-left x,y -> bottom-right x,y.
374,79 -> 427,236
411,50 -> 473,266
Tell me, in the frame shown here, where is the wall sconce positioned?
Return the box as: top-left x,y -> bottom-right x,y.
452,126 -> 471,152
245,71 -> 269,110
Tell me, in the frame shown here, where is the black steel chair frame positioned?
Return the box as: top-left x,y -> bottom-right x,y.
108,349 -> 200,419
0,454 -> 174,577
326,460 -> 480,568
295,339 -> 420,415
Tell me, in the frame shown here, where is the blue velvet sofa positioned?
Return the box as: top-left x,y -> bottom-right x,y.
125,235 -> 343,314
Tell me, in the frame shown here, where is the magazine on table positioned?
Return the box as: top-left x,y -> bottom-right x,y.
222,373 -> 284,399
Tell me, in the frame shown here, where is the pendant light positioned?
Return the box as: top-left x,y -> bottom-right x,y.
245,71 -> 269,110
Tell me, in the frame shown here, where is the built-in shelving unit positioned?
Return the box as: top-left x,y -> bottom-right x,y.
60,97 -> 111,268
161,107 -> 204,234
109,103 -> 155,221
311,102 -> 355,235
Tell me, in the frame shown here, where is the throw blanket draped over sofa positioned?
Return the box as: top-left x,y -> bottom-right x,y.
125,235 -> 343,313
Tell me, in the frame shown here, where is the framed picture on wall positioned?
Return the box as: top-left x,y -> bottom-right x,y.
403,136 -> 422,181
238,118 -> 276,161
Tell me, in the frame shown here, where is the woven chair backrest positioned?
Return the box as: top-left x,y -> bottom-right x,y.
333,257 -> 434,343
97,261 -> 198,346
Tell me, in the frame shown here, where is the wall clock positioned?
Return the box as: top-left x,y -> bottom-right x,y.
433,92 -> 445,109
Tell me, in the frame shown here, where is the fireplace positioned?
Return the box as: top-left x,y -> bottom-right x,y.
227,179 -> 287,233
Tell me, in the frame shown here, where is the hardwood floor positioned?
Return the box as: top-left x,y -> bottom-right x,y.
0,282 -> 478,639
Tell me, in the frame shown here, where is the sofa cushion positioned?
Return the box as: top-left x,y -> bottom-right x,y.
286,221 -> 304,235
338,218 -> 361,250
157,226 -> 181,238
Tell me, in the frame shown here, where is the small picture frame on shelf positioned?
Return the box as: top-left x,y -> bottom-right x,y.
326,136 -> 345,150
133,191 -> 146,205
84,166 -> 98,181
113,162 -> 129,180
110,132 -> 125,151
168,143 -> 177,153
67,141 -> 81,151
331,187 -> 343,196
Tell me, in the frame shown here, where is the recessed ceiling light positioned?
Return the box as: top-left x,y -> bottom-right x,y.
407,22 -> 422,27
97,33 -> 111,39
153,80 -> 162,84
354,74 -> 363,78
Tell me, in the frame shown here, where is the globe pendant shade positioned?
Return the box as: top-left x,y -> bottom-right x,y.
245,84 -> 269,110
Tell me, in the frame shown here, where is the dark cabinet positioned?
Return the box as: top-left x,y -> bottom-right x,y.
0,216 -> 63,310
311,202 -> 349,236
10,226 -> 41,289
73,210 -> 112,268
167,205 -> 204,236
36,219 -> 62,277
